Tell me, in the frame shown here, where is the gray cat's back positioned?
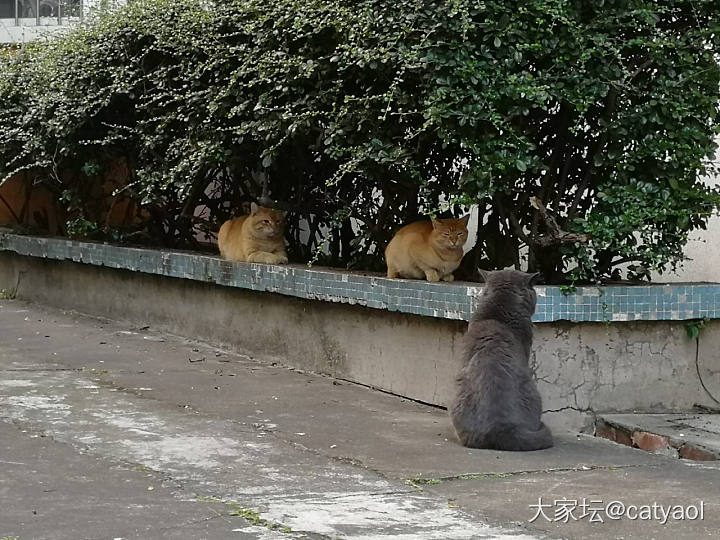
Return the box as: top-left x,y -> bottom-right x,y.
449,269 -> 553,451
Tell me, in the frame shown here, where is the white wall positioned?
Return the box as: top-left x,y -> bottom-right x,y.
0,18 -> 67,43
653,147 -> 719,283
656,183 -> 720,283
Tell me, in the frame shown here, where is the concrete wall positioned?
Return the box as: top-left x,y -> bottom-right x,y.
2,251 -> 719,433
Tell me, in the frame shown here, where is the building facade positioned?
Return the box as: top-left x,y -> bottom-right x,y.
0,0 -> 85,43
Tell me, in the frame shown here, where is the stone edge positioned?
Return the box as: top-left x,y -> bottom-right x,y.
1,232 -> 719,323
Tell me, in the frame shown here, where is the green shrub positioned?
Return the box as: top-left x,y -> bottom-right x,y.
0,0 -> 718,282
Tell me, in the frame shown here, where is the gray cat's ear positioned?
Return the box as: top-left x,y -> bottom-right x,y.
477,269 -> 490,282
250,202 -> 259,216
459,214 -> 470,225
527,272 -> 542,286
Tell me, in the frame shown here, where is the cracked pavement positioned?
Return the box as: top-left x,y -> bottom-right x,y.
1,300 -> 719,539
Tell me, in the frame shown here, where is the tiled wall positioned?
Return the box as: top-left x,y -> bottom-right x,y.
536,284 -> 720,322
1,232 -> 718,323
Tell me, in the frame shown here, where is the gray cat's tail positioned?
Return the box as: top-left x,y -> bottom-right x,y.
491,423 -> 553,451
459,423 -> 553,451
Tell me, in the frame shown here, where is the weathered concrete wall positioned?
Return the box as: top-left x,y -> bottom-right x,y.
533,322 -> 718,416
2,251 -> 719,433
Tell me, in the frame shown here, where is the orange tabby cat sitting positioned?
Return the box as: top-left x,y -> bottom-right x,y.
217,203 -> 288,264
385,216 -> 469,281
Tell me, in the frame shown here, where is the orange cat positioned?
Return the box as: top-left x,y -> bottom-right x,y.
217,203 -> 288,264
385,216 -> 469,281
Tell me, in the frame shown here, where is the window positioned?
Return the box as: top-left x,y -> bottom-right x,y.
18,0 -> 39,17
1,0 -> 82,20
0,0 -> 15,18
39,0 -> 59,17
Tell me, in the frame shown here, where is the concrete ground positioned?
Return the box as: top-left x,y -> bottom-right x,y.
0,300 -> 718,539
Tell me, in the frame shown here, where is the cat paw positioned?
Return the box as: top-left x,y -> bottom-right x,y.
424,269 -> 441,282
441,274 -> 455,282
274,254 -> 289,264
247,252 -> 275,264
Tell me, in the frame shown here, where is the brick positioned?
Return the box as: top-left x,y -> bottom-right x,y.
631,431 -> 670,452
613,427 -> 634,447
595,422 -> 617,442
595,422 -> 634,447
678,444 -> 718,461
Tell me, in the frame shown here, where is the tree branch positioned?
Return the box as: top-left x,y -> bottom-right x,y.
568,85 -> 618,220
0,192 -> 20,223
493,195 -> 530,244
529,196 -> 591,247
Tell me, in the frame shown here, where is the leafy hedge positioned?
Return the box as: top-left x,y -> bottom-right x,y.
0,0 -> 719,283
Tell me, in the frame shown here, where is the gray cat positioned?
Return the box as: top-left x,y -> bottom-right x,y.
449,269 -> 553,451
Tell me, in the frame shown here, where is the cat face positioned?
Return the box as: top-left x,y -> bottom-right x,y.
431,216 -> 469,249
249,203 -> 285,239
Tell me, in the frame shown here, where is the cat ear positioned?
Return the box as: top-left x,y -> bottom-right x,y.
527,272 -> 542,286
250,202 -> 259,216
459,214 -> 470,225
477,269 -> 490,282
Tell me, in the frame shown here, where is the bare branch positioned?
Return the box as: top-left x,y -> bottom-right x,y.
529,196 -> 591,247
493,195 -> 530,244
